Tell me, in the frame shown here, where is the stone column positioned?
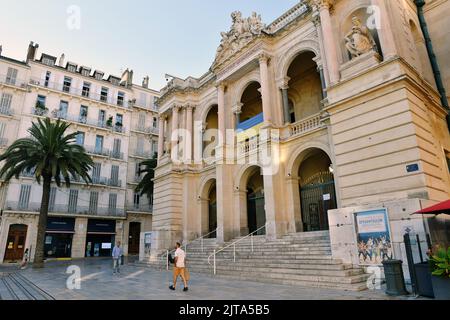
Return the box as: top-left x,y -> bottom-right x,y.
312,8 -> 330,87
217,83 -> 226,146
185,105 -> 194,162
279,77 -> 291,124
171,105 -> 180,162
371,0 -> 397,60
314,0 -> 340,85
157,116 -> 165,160
317,65 -> 327,100
259,54 -> 273,124
232,103 -> 243,128
71,217 -> 88,258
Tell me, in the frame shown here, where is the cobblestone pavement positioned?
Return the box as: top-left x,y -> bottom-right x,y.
0,259 -> 425,300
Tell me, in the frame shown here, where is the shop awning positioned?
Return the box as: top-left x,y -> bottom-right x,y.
413,200 -> 450,215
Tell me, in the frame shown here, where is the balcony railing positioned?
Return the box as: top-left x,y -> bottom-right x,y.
0,75 -> 28,89
132,150 -> 153,159
287,114 -> 324,139
5,201 -> 125,217
107,179 -> 122,188
29,77 -> 130,108
0,105 -> 13,116
237,137 -> 259,155
38,110 -> 127,134
126,203 -> 153,213
132,125 -> 158,134
84,145 -> 111,158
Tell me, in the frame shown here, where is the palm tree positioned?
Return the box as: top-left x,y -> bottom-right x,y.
0,118 -> 93,268
135,156 -> 158,203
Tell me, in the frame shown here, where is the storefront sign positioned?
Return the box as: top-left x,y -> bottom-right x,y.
354,209 -> 393,266
87,219 -> 116,234
46,217 -> 75,233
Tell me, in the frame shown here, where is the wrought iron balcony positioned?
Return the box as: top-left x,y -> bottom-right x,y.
4,201 -> 125,218
0,75 -> 28,89
0,105 -> 13,116
29,77 -> 130,109
126,203 -> 153,213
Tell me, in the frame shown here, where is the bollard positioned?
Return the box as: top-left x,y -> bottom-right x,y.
382,260 -> 409,296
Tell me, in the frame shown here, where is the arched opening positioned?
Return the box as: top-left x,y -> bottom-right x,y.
237,82 -> 263,129
244,166 -> 266,235
207,184 -> 217,238
297,149 -> 337,232
4,224 -> 28,262
203,105 -> 218,161
286,51 -> 322,122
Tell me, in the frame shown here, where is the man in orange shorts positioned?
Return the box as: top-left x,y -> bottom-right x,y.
169,242 -> 189,292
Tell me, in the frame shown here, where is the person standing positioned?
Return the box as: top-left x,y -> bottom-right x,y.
169,242 -> 189,292
20,248 -> 29,270
112,241 -> 122,274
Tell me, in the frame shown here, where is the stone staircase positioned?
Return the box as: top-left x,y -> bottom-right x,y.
136,231 -> 370,291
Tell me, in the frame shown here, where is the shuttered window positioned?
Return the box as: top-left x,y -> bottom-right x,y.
0,93 -> 12,115
110,165 -> 119,186
0,122 -> 6,138
108,193 -> 117,214
18,185 -> 32,210
92,163 -> 101,181
49,187 -> 57,212
68,189 -> 78,213
89,191 -> 99,214
6,67 -> 18,85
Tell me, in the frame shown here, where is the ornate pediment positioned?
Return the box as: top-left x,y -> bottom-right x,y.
214,11 -> 266,66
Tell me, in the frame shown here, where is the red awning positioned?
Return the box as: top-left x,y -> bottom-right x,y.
413,200 -> 450,215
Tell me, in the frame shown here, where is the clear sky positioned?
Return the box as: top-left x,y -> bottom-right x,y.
0,0 -> 299,91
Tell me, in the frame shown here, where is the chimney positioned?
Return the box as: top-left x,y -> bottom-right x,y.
142,76 -> 149,88
58,53 -> 65,67
120,68 -> 134,88
26,41 -> 39,62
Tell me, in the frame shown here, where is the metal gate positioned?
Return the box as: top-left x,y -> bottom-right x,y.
300,172 -> 336,232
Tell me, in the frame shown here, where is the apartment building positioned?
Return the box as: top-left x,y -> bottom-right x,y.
0,42 -> 159,263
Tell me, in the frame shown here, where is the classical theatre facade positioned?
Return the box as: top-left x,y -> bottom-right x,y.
151,0 -> 450,268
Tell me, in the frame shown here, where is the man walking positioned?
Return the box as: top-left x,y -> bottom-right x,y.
112,241 -> 122,274
169,242 -> 189,292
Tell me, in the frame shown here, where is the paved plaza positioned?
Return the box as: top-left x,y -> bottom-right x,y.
0,258 -> 424,300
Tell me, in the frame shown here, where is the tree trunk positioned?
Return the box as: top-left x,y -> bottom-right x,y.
33,176 -> 51,268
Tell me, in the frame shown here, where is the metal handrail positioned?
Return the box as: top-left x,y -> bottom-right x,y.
207,224 -> 266,275
163,229 -> 218,270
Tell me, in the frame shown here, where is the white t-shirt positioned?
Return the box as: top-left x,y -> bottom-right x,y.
174,248 -> 186,268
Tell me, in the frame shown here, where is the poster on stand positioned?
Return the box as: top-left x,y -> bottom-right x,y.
354,209 -> 393,265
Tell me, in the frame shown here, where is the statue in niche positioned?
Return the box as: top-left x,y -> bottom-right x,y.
344,16 -> 376,59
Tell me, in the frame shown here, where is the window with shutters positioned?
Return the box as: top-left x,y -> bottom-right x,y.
82,82 -> 91,97
92,163 -> 102,183
49,187 -> 57,212
108,193 -> 117,214
100,87 -> 108,102
0,93 -> 12,115
110,165 -> 119,187
139,93 -> 147,107
112,138 -> 121,159
89,191 -> 99,214
136,138 -> 144,156
6,67 -> 18,85
68,189 -> 78,213
18,185 -> 32,210
0,122 -> 6,138
138,113 -> 145,130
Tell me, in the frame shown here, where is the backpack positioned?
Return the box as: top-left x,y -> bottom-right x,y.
168,253 -> 175,264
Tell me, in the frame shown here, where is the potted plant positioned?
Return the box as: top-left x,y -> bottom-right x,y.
106,116 -> 113,127
429,247 -> 450,300
35,101 -> 48,115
